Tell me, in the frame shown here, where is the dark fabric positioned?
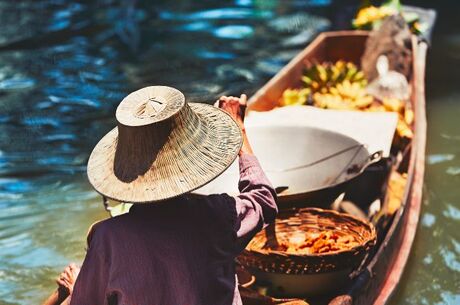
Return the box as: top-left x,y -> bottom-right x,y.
70,154 -> 277,305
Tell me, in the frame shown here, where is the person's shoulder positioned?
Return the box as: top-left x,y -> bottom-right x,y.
186,193 -> 236,217
86,214 -> 132,244
187,193 -> 234,205
186,193 -> 238,230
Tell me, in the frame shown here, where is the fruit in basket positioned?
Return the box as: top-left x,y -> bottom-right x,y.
279,88 -> 311,106
302,60 -> 367,93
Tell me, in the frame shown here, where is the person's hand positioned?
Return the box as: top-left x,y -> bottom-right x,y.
215,94 -> 247,131
215,94 -> 253,156
56,263 -> 80,295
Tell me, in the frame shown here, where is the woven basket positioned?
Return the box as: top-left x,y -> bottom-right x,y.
238,208 -> 376,275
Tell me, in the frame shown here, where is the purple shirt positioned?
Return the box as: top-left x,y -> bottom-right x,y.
70,154 -> 277,305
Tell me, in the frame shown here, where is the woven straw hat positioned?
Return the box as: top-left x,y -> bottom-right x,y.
87,86 -> 242,203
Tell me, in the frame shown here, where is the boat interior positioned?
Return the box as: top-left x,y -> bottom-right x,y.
230,30 -> 427,305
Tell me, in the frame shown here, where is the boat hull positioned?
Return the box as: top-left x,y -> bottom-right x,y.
245,31 -> 428,305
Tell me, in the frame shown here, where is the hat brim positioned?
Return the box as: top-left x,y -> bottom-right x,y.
87,103 -> 242,203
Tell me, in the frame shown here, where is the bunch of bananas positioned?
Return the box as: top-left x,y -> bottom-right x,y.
313,80 -> 374,110
279,88 -> 311,106
383,98 -> 414,139
302,60 -> 367,93
352,0 -> 426,35
352,5 -> 396,29
312,81 -> 414,140
278,59 -> 414,141
363,97 -> 414,139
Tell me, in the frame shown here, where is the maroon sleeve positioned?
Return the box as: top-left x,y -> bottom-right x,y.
70,223 -> 110,305
232,153 -> 278,251
187,154 -> 277,256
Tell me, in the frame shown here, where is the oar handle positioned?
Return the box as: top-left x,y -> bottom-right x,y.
263,223 -> 280,250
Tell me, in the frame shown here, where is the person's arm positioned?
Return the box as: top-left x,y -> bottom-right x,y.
42,261 -> 81,305
218,95 -> 278,252
233,152 -> 277,251
70,223 -> 110,305
41,288 -> 69,305
215,94 -> 252,157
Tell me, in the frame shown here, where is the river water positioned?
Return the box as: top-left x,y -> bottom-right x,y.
0,1 -> 458,304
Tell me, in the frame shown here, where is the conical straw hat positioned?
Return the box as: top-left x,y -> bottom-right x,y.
87,86 -> 242,203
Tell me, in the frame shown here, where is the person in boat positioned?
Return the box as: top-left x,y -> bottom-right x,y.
44,87 -> 277,305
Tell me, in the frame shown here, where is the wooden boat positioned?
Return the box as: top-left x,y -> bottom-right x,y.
242,30 -> 429,305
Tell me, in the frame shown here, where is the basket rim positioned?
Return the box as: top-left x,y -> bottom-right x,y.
245,207 -> 377,258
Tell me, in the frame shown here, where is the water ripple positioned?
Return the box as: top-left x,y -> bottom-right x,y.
269,13 -> 330,33
440,246 -> 460,272
421,213 -> 436,228
174,21 -> 212,32
160,8 -> 273,21
427,153 -> 455,165
196,50 -> 236,60
0,179 -> 34,193
435,292 -> 460,305
49,95 -> 101,108
213,25 -> 254,39
446,167 -> 460,176
443,204 -> 460,220
0,78 -> 36,91
21,117 -> 61,128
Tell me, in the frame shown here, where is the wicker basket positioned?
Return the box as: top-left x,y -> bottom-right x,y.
238,208 -> 376,275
